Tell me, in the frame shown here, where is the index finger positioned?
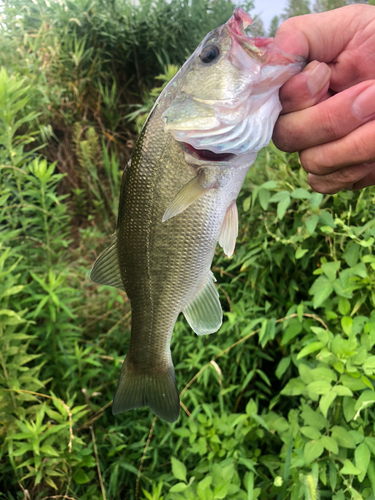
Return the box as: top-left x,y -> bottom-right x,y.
275,5 -> 364,60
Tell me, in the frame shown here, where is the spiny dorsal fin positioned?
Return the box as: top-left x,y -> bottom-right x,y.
218,201 -> 238,258
183,272 -> 222,335
90,236 -> 125,291
162,172 -> 210,222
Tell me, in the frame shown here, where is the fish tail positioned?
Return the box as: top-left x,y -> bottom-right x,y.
112,358 -> 180,423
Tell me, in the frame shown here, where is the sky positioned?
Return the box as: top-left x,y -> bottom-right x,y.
251,0 -> 289,32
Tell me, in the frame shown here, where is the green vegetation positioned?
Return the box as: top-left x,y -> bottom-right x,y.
1,1 -> 375,499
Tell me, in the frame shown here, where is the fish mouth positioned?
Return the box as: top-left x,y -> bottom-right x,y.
184,143 -> 235,162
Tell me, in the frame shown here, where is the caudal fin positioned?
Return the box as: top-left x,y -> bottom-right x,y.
112,359 -> 180,423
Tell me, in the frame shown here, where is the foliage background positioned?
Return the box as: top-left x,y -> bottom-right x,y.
1,0 -> 375,499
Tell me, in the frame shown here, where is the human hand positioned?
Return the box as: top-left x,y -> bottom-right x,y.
272,4 -> 375,193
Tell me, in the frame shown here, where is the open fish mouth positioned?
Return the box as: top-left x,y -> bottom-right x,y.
162,7 -> 305,160
184,143 -> 235,162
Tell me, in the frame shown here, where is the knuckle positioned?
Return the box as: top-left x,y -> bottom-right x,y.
300,150 -> 319,174
335,165 -> 360,184
352,134 -> 372,164
307,174 -> 339,195
318,106 -> 344,141
273,121 -> 297,153
277,17 -> 299,36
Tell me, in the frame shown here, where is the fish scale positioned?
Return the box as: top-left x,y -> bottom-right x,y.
90,7 -> 305,422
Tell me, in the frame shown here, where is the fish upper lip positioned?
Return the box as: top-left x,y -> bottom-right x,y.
227,7 -> 306,67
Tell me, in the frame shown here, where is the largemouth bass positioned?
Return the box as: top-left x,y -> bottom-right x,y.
91,8 -> 304,423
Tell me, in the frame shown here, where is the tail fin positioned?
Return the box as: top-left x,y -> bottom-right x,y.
112,359 -> 180,423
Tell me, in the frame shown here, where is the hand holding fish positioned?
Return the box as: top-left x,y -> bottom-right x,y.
273,4 -> 375,194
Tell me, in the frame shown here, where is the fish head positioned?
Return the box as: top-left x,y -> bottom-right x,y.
162,8 -> 305,163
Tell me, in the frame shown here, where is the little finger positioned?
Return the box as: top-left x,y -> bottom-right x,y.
307,162 -> 375,194
301,118 -> 375,176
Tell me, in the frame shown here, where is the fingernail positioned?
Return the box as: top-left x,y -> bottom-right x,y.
306,62 -> 331,97
352,85 -> 375,119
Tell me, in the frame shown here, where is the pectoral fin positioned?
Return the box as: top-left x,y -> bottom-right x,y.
162,172 -> 209,222
90,236 -> 124,291
218,201 -> 238,258
183,272 -> 222,335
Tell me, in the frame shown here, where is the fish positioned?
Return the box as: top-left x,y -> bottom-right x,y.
90,8 -> 305,423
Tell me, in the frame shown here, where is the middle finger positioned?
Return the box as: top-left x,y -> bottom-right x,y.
273,81 -> 375,153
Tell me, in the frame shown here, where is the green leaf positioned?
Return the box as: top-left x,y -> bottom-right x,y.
260,180 -> 277,190
73,468 -> 90,484
351,262 -> 367,278
259,189 -> 270,211
275,357 -> 291,379
242,196 -> 251,212
291,188 -> 311,199
338,297 -> 350,316
40,445 -> 59,457
281,378 -> 305,396
331,426 -> 356,448
282,320 -> 302,345
170,483 -> 188,493
213,480 -> 231,499
307,380 -> 332,395
297,303 -> 304,322
340,459 -> 361,475
305,214 -> 319,235
297,342 -> 324,360
295,246 -> 308,259
304,440 -> 324,463
363,356 -> 375,375
311,326 -> 331,345
321,261 -> 340,281
341,316 -> 353,336
269,190 -> 290,203
343,397 -> 356,422
364,437 -> 375,455
309,276 -> 333,308
197,475 -> 212,500
321,435 -> 338,454
320,225 -> 334,234
354,390 -> 375,411
319,211 -> 335,227
319,391 -> 337,418
301,405 -> 328,429
355,442 -> 371,482
360,237 -> 374,247
329,462 -> 338,492
333,386 -> 353,397
171,457 -> 187,483
310,192 -> 323,208
277,194 -> 291,220
300,426 -> 321,440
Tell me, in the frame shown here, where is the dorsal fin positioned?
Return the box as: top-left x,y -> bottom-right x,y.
183,272 -> 222,335
90,236 -> 125,291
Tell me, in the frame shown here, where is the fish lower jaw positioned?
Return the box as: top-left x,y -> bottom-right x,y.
184,142 -> 235,163
183,143 -> 258,169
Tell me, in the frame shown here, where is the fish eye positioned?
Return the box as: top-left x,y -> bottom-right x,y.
199,44 -> 220,64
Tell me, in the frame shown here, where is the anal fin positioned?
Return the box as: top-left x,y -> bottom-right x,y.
183,272 -> 222,335
90,236 -> 125,291
218,201 -> 238,258
162,171 -> 210,222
